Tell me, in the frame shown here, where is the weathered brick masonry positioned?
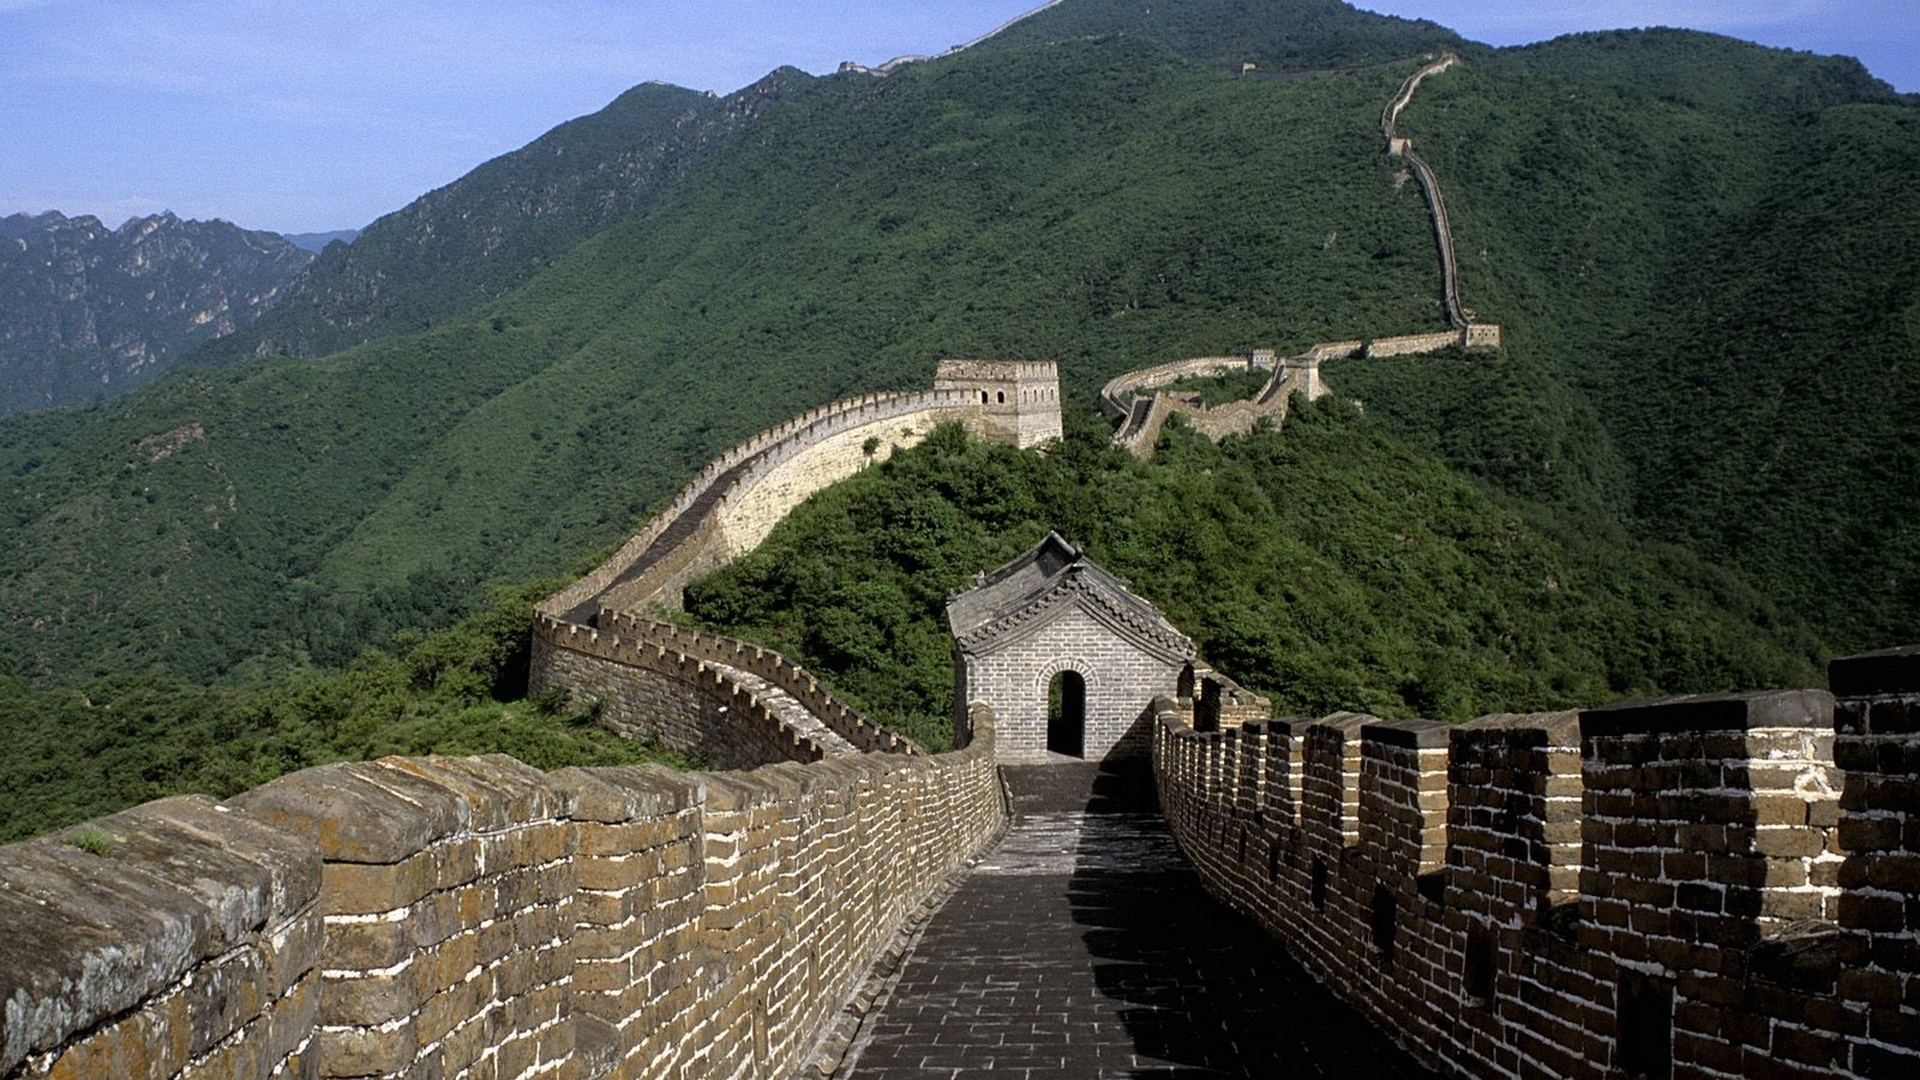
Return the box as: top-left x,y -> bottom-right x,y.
0,797 -> 322,1080
1154,644 -> 1920,1078
538,361 -> 1061,625
1,717 -> 1003,1080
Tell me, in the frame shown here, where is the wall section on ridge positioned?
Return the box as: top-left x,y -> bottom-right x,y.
715,405 -> 956,566
529,616 -> 848,769
527,362 -> 1059,774
545,361 -> 1060,627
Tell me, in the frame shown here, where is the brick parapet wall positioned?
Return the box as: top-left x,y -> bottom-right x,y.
1578,691 -> 1852,1077
2,716 -> 1005,1080
1303,340 -> 1366,363
1301,713 -> 1370,855
1155,663 -> 1920,1079
1359,719 -> 1451,884
231,755 -> 578,1080
590,389 -> 980,618
1105,327 -> 1501,459
1831,644 -> 1920,1077
538,387 -> 979,622
1108,342 -> 1365,461
596,611 -> 916,756
1192,670 -> 1269,733
714,399 -> 975,563
1445,712 -> 1582,926
1109,352 -> 1327,459
1097,355 -> 1265,418
529,615 -> 835,769
1367,330 -> 1466,358
0,797 -> 322,1080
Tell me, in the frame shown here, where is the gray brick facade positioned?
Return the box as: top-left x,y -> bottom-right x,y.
949,533 -> 1193,762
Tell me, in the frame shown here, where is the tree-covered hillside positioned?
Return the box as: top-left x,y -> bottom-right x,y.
978,0 -> 1461,68
186,76 -> 788,367
0,584 -> 689,844
0,0 -> 1915,694
1335,29 -> 1920,649
683,416 -> 1821,750
1,31 -> 1443,683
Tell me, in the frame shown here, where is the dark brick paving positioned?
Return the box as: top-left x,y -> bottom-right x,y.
837,759 -> 1442,1079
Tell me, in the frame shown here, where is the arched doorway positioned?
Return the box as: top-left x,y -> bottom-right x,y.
1047,670 -> 1086,757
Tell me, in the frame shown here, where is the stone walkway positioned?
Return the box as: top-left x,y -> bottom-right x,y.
835,761 -> 1441,1079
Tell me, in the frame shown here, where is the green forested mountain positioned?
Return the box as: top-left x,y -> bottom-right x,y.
1,0 -> 1915,700
1334,28 -> 1919,648
977,0 -> 1461,67
0,212 -> 311,413
186,75 -> 795,366
0,584 -> 689,843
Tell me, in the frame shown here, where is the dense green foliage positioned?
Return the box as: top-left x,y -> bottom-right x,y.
1341,30 -> 1920,648
981,0 -> 1461,70
0,583 -> 690,843
685,418 -> 1820,750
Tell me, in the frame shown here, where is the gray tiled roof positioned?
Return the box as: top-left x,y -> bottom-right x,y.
946,532 -> 1194,663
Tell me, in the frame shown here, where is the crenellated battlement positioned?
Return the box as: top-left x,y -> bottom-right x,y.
1154,646 -> 1920,1078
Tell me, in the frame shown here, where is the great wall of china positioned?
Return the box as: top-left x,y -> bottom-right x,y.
5,53 -> 1919,1080
1154,659 -> 1920,1078
1099,53 -> 1501,460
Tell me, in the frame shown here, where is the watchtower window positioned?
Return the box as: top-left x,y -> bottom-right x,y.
981,391 -> 990,404
997,390 -> 1006,404
1047,670 -> 1086,758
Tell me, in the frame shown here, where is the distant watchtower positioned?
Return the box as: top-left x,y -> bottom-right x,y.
935,360 -> 1063,449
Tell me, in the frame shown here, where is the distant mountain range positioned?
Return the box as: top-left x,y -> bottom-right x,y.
0,211 -> 310,413
281,230 -> 361,254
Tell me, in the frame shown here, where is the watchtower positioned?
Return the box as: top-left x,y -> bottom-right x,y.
947,533 -> 1194,761
934,360 -> 1063,449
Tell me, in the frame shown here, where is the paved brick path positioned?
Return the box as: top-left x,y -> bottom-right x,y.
836,760 -> 1442,1079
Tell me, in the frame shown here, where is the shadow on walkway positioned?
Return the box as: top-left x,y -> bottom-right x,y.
839,758 -> 1437,1078
1056,756 -> 1438,1078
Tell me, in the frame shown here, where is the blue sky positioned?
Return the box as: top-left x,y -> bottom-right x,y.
1,0 -> 1912,234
